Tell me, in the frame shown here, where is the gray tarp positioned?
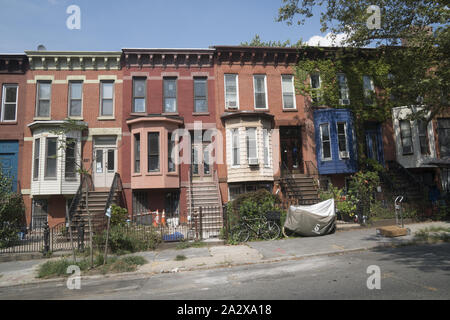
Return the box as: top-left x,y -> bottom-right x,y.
284,199 -> 336,237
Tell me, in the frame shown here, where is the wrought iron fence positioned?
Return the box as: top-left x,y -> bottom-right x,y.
0,221 -> 88,254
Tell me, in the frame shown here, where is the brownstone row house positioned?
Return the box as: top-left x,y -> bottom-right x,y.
0,46 -> 448,236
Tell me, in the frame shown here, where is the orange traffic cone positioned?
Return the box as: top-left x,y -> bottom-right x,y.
152,210 -> 159,227
161,210 -> 166,226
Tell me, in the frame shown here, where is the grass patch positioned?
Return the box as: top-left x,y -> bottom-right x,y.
37,255 -> 148,279
175,255 -> 187,261
414,226 -> 450,243
175,241 -> 208,250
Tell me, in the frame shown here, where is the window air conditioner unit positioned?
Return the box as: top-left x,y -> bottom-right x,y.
227,101 -> 238,109
340,151 -> 350,159
339,99 -> 350,105
248,158 -> 259,166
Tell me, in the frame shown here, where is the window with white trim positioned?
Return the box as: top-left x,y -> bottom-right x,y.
65,138 -> 77,179
33,138 -> 40,180
133,78 -> 146,113
231,128 -> 240,166
281,75 -> 295,109
417,120 -> 430,155
263,128 -> 270,166
134,133 -> 140,173
45,137 -> 57,178
310,73 -> 321,104
337,73 -> 350,105
100,81 -> 114,116
254,75 -> 267,109
1,84 -> 18,122
246,128 -> 258,163
68,81 -> 82,117
399,120 -> 413,155
337,122 -> 349,158
163,77 -> 177,113
224,74 -> 238,109
194,77 -> 208,113
147,132 -> 160,172
363,75 -> 375,105
320,123 -> 332,160
36,81 -> 51,117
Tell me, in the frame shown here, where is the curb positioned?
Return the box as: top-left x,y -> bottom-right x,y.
0,237 -> 429,290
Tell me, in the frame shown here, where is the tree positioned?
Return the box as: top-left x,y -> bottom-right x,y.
277,0 -> 449,120
241,34 -> 303,47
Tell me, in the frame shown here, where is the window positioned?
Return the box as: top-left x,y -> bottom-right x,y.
231,128 -> 240,166
310,73 -> 321,104
399,120 -> 413,155
68,81 -> 82,117
281,75 -> 295,109
163,78 -> 177,113
45,137 -> 57,178
363,75 -> 375,105
246,128 -> 257,163
224,74 -> 238,109
337,73 -> 350,105
65,138 -> 77,179
32,199 -> 48,230
263,129 -> 270,166
133,78 -> 146,113
134,133 -> 140,173
194,77 -> 208,112
168,132 -> 175,172
147,132 -> 159,172
33,138 -> 40,180
337,122 -> 349,158
320,123 -> 332,160
253,75 -> 267,109
417,120 -> 430,155
132,191 -> 149,218
1,84 -> 18,121
437,118 -> 450,158
36,81 -> 51,117
100,81 -> 114,116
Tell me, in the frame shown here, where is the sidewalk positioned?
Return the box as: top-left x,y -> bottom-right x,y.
0,221 -> 448,288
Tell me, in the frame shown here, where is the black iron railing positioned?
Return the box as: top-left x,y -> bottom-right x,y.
104,173 -> 124,216
281,161 -> 304,202
68,173 -> 94,221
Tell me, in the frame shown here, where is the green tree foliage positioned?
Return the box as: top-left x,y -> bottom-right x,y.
241,34 -> 303,47
110,204 -> 128,227
0,171 -> 26,248
277,0 -> 449,120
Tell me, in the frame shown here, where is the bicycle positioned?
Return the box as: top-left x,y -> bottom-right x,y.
233,215 -> 281,242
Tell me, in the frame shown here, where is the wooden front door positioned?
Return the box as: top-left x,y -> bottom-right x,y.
280,126 -> 303,173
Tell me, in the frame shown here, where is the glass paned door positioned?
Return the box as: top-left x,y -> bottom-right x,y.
94,148 -> 116,188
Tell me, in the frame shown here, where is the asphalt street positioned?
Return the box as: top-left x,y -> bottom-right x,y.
0,243 -> 448,300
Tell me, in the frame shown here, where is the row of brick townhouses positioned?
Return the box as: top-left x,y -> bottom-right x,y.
0,47 -> 449,232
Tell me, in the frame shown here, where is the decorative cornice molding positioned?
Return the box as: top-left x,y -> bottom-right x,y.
122,49 -> 215,68
25,51 -> 122,70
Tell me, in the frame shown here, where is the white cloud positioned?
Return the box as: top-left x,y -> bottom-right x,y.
305,32 -> 350,47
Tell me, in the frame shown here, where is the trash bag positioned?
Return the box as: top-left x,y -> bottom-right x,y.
284,199 -> 336,237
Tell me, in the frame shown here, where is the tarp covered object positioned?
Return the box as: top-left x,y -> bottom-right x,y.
284,199 -> 336,236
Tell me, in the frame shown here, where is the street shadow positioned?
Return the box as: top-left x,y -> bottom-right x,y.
368,242 -> 450,275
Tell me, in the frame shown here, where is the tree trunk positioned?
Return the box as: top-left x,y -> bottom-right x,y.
67,208 -> 76,263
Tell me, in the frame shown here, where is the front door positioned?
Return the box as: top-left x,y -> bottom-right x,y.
93,136 -> 117,189
191,131 -> 212,181
0,141 -> 18,192
365,124 -> 384,165
280,126 -> 303,173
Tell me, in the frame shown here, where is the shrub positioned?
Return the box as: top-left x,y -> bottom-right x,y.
95,224 -> 161,254
0,172 -> 26,249
110,204 -> 128,226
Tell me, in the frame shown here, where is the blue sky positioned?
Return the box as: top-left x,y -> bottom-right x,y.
0,0 -> 328,52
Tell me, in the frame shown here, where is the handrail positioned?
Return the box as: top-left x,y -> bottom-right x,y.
304,160 -> 320,187
104,172 -> 123,216
214,169 -> 223,218
68,173 -> 94,221
387,160 -> 424,198
281,161 -> 304,202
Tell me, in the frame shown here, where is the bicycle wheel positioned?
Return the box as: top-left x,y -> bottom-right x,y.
262,221 -> 280,241
236,228 -> 250,242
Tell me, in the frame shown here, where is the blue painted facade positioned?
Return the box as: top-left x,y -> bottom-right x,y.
314,109 -> 358,175
0,141 -> 19,192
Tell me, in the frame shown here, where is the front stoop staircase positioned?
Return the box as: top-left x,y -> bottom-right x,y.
282,173 -> 321,205
69,173 -> 124,236
187,177 -> 223,239
72,190 -> 120,234
381,161 -> 424,203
